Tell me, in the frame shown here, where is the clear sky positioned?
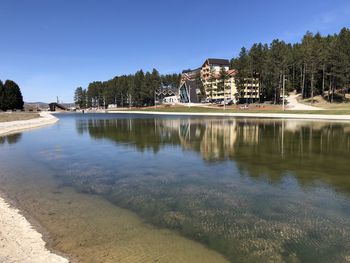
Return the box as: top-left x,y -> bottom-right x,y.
1,0 -> 349,103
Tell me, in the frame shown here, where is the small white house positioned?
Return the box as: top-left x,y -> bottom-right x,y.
108,104 -> 118,109
163,96 -> 179,104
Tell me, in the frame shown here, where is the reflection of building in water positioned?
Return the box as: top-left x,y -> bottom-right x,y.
77,117 -> 350,165
239,121 -> 260,145
284,120 -> 330,133
200,120 -> 238,161
157,118 -> 239,161
75,116 -> 350,196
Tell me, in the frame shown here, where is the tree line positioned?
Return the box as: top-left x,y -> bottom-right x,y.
231,27 -> 350,103
74,69 -> 180,108
0,80 -> 24,111
75,28 -> 349,107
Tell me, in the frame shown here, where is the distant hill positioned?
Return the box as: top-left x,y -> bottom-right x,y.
24,102 -> 75,109
24,102 -> 49,109
60,103 -> 75,108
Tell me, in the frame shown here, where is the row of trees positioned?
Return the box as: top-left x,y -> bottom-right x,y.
231,27 -> 350,103
74,69 -> 180,108
0,80 -> 24,111
75,28 -> 349,106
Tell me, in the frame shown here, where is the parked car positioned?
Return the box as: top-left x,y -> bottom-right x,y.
220,100 -> 232,106
224,99 -> 234,105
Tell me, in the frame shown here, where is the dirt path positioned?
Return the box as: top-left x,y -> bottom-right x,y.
286,94 -> 322,110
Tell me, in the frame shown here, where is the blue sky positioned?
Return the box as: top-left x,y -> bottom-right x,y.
1,0 -> 349,102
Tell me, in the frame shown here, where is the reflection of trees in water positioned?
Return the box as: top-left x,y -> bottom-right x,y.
77,118 -> 182,153
77,118 -> 350,157
233,120 -> 350,193
0,133 -> 22,145
60,118 -> 350,262
76,118 -> 350,189
76,118 -> 251,161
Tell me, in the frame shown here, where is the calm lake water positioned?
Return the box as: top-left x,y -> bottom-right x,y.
1,113 -> 350,263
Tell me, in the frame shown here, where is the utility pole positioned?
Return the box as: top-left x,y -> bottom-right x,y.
223,80 -> 226,111
282,74 -> 286,111
154,91 -> 157,108
187,83 -> 191,108
281,119 -> 285,158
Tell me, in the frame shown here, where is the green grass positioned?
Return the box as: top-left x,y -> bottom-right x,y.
117,106 -> 350,115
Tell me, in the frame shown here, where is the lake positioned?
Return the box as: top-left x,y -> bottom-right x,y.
0,113 -> 350,263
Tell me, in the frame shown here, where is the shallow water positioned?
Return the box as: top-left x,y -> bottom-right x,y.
1,113 -> 350,263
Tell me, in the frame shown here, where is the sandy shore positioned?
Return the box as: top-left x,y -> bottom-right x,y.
0,196 -> 68,263
109,110 -> 350,121
0,112 -> 59,136
0,112 -> 68,262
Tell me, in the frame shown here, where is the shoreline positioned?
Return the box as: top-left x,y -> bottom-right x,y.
0,112 -> 68,262
0,112 -> 229,263
1,110 -> 349,263
0,112 -> 59,136
0,195 -> 69,263
108,110 -> 350,121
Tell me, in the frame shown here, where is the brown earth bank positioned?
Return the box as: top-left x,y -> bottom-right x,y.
0,112 -> 58,136
0,112 -> 40,122
298,95 -> 350,110
107,103 -> 350,115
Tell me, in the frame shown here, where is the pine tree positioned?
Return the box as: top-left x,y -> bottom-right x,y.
218,67 -> 229,109
74,87 -> 85,108
234,47 -> 250,102
249,43 -> 266,102
2,80 -> 24,110
333,28 -> 350,98
0,80 -> 4,111
150,69 -> 161,105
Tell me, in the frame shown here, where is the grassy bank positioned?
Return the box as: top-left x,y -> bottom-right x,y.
298,95 -> 350,110
0,113 -> 40,123
116,106 -> 350,115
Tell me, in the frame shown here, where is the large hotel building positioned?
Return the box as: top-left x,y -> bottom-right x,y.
179,58 -> 260,103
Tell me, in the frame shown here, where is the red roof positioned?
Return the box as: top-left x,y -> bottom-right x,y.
227,69 -> 237,76
202,58 -> 230,67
